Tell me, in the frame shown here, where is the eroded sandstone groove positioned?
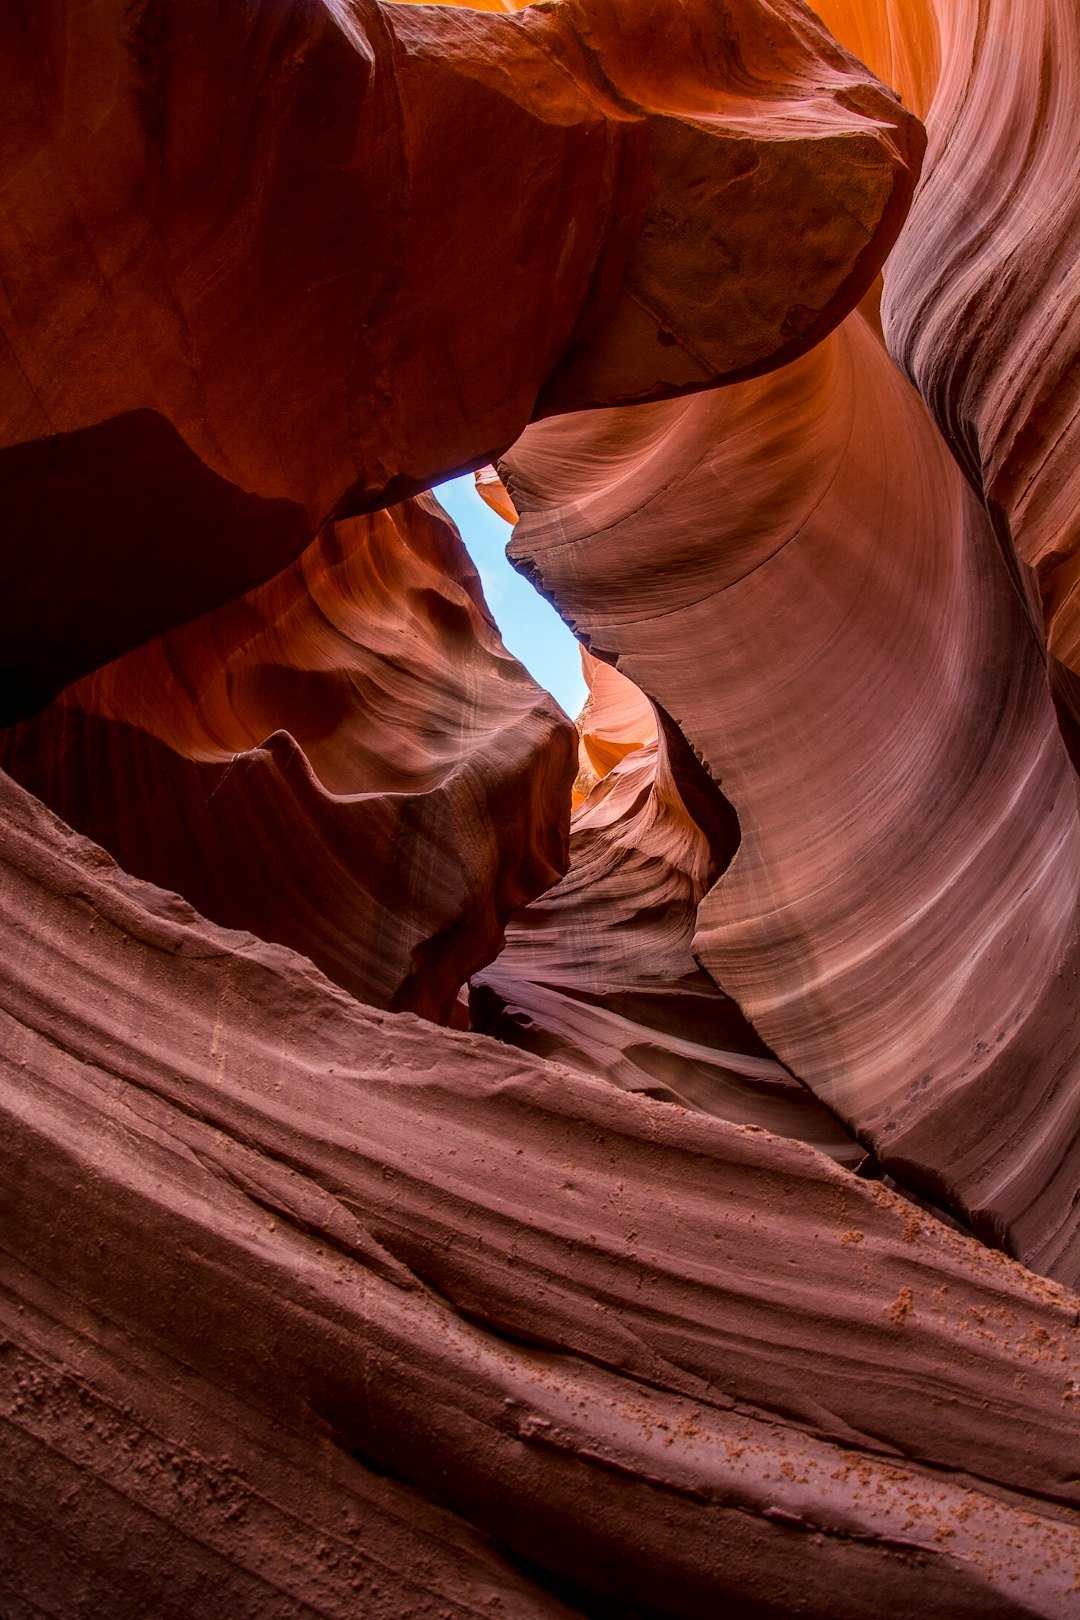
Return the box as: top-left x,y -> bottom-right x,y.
1,0 -> 1079,1615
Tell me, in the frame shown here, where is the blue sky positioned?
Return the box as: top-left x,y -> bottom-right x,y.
435,475 -> 587,719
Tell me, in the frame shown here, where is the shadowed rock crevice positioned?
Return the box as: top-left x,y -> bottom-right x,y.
2,0 -> 1080,1612
0,494 -> 577,1022
0,412 -> 311,727
473,654 -> 868,1165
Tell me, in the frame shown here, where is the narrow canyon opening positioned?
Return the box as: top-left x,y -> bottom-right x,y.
435,473 -> 588,721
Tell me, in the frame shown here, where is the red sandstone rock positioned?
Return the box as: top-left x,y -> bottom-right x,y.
503,311 -> 1080,1285
6,0 -> 1080,1612
2,770 -> 1079,1618
493,0 -> 1080,1291
0,0 -> 920,721
0,493 -> 574,1022
475,661 -> 862,1161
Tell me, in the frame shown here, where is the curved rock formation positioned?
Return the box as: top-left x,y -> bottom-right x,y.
503,311 -> 1080,1284
4,0 -> 1080,1612
809,0 -> 941,120
3,771 -> 1079,1619
880,0 -> 1080,687
577,648 -> 658,780
812,0 -> 1080,707
474,464 -> 521,527
496,0 -> 1080,1289
0,0 -> 920,722
475,658 -> 862,1162
0,493 -> 574,1022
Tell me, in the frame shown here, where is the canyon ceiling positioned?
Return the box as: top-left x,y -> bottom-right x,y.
1,0 -> 1079,1616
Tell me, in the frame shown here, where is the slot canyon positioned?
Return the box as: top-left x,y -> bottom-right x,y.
1,0 -> 1079,1614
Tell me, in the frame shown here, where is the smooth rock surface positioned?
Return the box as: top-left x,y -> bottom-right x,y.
475,660 -> 862,1163
503,312 -> 1080,1284
814,0 -> 1080,712
0,493 -> 575,1022
2,769 -> 1078,1618
0,0 -> 921,721
4,0 -> 1079,1611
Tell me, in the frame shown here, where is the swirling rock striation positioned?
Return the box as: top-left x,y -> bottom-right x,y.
0,0 -> 921,722
496,0 -> 1080,1285
503,312 -> 1080,1284
2,769 -> 1079,1618
812,0 -> 1080,718
475,656 -> 862,1162
0,493 -> 575,1023
6,0 -> 1080,1611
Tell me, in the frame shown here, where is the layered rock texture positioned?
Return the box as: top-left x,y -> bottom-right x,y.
0,494 -> 575,1022
502,0 -> 1080,1289
2,0 -> 1080,1615
0,0 -> 919,722
4,773 -> 1080,1619
504,311 -> 1080,1283
473,654 -> 865,1165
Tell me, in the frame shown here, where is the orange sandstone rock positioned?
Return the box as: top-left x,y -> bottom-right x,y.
0,0 -> 921,720
0,494 -> 575,1022
474,464 -> 520,526
578,648 -> 658,780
